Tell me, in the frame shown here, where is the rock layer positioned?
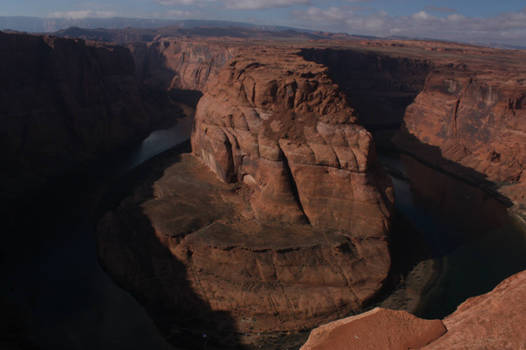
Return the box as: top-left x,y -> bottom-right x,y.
299,48 -> 431,130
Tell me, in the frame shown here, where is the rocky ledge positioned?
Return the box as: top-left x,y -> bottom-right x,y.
97,47 -> 394,348
301,269 -> 526,350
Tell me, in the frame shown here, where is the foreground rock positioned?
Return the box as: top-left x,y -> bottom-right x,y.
423,269 -> 526,349
302,270 -> 526,350
98,48 -> 394,348
301,308 -> 446,350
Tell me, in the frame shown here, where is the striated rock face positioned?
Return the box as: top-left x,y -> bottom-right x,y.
129,39 -> 237,100
98,47 -> 394,348
394,60 -> 526,216
423,269 -> 526,350
301,307 -> 446,350
0,31 -> 154,201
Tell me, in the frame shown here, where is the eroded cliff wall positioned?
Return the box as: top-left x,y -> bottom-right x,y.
129,38 -> 237,106
395,63 -> 526,214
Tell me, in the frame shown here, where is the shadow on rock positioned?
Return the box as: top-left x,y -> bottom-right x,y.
96,142 -> 247,350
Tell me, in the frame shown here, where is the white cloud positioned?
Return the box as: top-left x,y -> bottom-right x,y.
165,9 -> 195,17
48,10 -> 116,19
157,0 -> 309,10
225,0 -> 310,9
412,10 -> 432,21
447,13 -> 465,21
157,0 -> 203,5
291,6 -> 526,46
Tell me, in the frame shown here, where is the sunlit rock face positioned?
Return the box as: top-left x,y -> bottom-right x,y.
301,307 -> 446,350
301,270 -> 526,350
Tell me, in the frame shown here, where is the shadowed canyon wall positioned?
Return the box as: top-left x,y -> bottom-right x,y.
299,48 -> 432,131
129,39 -> 238,107
0,31 -> 176,202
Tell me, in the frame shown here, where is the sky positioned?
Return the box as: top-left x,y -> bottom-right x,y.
2,0 -> 526,45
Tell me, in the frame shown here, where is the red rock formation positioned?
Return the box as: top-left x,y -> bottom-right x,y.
301,307 -> 446,350
98,46 -> 394,348
0,31 -> 155,201
301,270 -> 526,350
130,38 -> 237,94
298,42 -> 526,219
192,49 -> 393,234
393,52 -> 526,217
423,269 -> 526,350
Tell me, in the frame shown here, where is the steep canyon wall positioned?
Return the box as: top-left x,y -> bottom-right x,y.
0,32 -> 156,201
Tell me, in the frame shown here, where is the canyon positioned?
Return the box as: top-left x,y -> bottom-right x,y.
1,27 -> 526,349
98,43 -> 394,348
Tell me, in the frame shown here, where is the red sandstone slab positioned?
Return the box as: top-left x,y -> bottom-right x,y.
301,307 -> 446,350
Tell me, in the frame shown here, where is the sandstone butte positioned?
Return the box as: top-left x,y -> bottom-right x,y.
301,269 -> 526,350
98,45 -> 395,348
